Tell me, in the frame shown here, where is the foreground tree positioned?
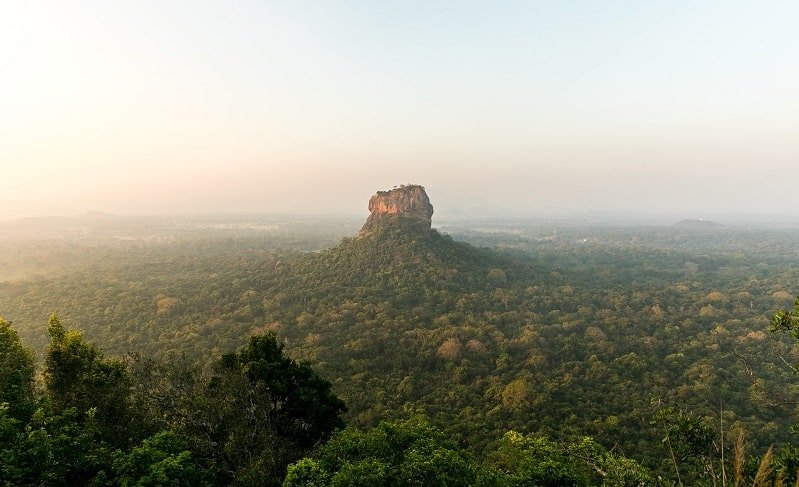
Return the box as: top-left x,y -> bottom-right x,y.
211,331 -> 347,485
486,430 -> 660,486
0,317 -> 35,421
131,331 -> 347,486
285,419 -> 659,487
284,419 -> 481,487
2,316 -> 346,486
110,431 -> 202,486
44,314 -> 138,448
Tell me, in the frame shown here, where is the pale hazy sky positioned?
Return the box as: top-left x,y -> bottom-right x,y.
1,1 -> 797,220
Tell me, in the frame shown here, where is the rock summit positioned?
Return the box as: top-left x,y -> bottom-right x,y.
361,185 -> 434,233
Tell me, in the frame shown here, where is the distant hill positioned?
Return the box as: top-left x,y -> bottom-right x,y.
76,210 -> 117,220
12,211 -> 117,225
291,217 -> 519,306
673,218 -> 724,229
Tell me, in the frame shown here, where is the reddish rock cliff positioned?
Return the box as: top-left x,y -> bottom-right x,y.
361,185 -> 434,233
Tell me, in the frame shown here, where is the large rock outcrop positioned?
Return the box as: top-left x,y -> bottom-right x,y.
361,185 -> 434,233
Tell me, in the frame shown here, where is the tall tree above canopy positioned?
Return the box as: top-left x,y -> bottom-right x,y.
199,331 -> 347,485
0,317 -> 35,421
218,332 -> 346,448
43,314 -> 134,447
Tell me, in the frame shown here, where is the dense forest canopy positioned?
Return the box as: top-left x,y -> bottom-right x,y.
2,214 -> 799,484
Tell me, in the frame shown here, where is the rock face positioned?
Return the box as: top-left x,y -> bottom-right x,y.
361,185 -> 434,233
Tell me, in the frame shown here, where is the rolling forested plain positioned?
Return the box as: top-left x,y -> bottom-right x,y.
2,213 -> 799,486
